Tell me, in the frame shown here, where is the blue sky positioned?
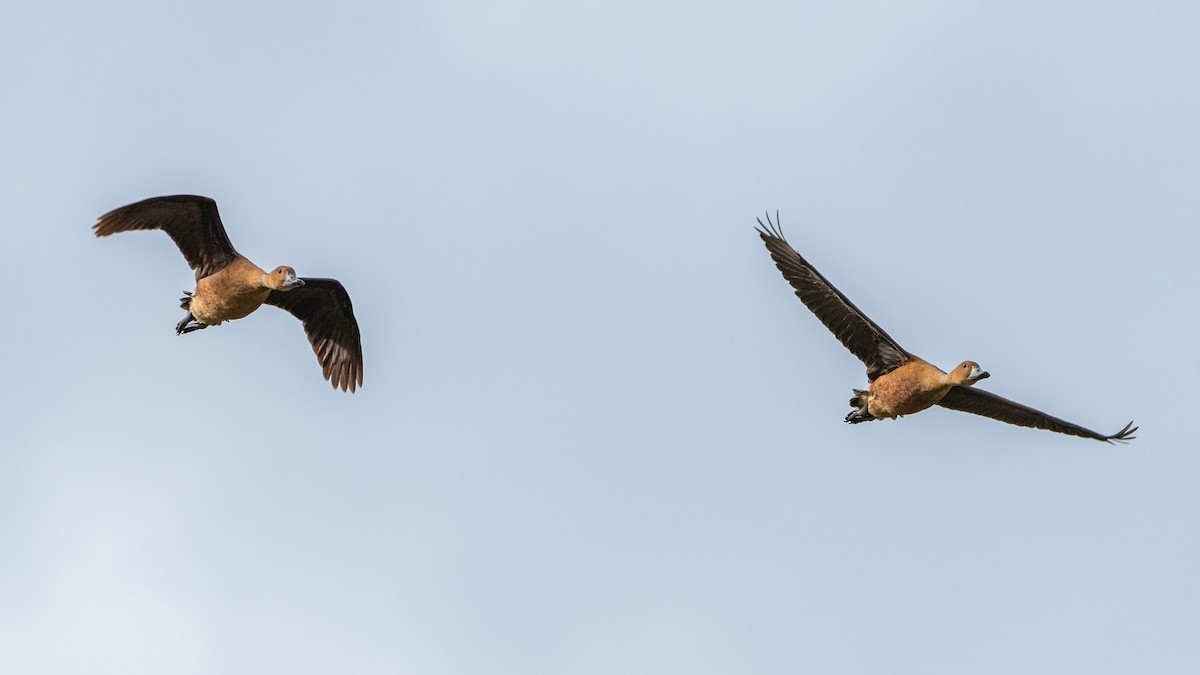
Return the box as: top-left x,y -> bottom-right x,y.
2,1 -> 1198,673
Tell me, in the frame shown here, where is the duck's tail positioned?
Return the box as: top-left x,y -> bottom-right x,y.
845,389 -> 877,424
179,290 -> 192,310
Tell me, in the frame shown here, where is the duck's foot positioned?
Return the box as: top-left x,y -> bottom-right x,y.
845,388 -> 875,423
844,407 -> 876,424
175,312 -> 207,335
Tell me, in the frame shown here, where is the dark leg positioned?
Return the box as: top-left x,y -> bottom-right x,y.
844,388 -> 875,424
176,312 -> 208,335
845,408 -> 873,424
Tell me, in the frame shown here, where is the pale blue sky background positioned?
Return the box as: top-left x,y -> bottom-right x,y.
2,1 -> 1198,673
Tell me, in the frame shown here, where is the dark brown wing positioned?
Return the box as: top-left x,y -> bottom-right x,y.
757,213 -> 910,380
94,195 -> 238,280
265,279 -> 364,393
937,386 -> 1137,443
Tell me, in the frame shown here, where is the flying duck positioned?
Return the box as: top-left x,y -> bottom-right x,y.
94,195 -> 364,392
756,213 -> 1135,443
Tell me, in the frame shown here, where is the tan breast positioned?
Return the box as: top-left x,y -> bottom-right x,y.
867,357 -> 953,418
189,257 -> 271,324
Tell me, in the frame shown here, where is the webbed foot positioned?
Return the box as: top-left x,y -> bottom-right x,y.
845,408 -> 875,424
176,312 -> 207,335
845,388 -> 874,423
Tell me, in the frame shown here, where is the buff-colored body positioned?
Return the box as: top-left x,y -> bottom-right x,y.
188,258 -> 294,325
864,357 -> 979,418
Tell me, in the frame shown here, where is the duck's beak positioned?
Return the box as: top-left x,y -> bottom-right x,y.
969,365 -> 990,381
283,274 -> 305,289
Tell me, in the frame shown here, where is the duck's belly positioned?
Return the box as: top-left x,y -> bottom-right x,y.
867,372 -> 950,418
189,284 -> 270,325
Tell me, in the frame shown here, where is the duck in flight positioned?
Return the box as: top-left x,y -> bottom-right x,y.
756,213 -> 1135,442
94,195 -> 364,392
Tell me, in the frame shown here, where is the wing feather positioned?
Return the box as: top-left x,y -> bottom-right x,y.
757,213 -> 909,380
94,195 -> 238,280
264,279 -> 364,392
937,386 -> 1136,443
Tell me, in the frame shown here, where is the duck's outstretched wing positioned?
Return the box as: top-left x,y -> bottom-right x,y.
94,195 -> 238,281
757,212 -> 910,380
265,278 -> 364,393
937,386 -> 1136,443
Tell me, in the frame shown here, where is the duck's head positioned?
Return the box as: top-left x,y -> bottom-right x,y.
266,266 -> 305,291
950,360 -> 989,386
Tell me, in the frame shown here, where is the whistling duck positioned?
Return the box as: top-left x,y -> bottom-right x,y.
94,195 -> 364,392
756,213 -> 1135,443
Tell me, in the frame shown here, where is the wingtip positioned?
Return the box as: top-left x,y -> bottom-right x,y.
328,366 -> 363,393
1103,420 -> 1138,444
755,210 -> 785,240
